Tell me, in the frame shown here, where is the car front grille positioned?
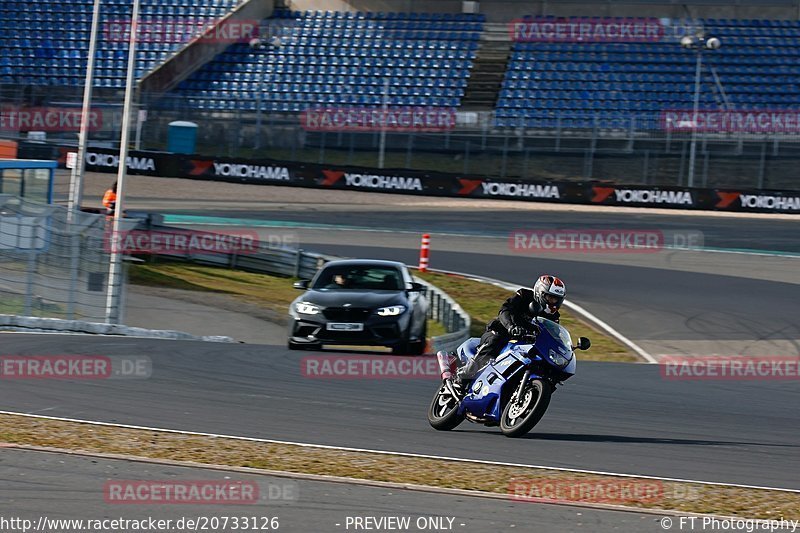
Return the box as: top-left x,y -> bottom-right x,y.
322,307 -> 371,321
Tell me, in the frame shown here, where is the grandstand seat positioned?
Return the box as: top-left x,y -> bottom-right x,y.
495,16 -> 800,129
164,9 -> 484,111
0,0 -> 239,86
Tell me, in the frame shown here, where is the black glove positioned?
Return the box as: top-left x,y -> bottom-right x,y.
509,325 -> 528,338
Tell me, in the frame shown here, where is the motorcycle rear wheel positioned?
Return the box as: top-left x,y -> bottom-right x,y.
500,378 -> 552,437
428,383 -> 465,431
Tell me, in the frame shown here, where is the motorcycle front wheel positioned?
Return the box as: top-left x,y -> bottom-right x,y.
500,378 -> 552,437
428,383 -> 465,431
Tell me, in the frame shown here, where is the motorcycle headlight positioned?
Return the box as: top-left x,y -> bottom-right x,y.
376,305 -> 406,317
548,349 -> 570,368
295,302 -> 321,315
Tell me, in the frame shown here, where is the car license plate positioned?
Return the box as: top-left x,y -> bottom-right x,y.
327,322 -> 364,332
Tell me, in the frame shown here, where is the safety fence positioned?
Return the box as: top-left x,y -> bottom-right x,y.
141,107 -> 800,192
0,195 -> 123,322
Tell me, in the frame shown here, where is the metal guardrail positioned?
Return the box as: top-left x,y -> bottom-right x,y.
412,276 -> 471,353
151,226 -> 471,352
154,244 -> 328,280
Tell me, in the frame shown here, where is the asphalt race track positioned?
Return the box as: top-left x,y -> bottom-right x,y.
1,448 -> 662,533
167,203 -> 800,254
1,334 -> 798,490
11,180 -> 796,527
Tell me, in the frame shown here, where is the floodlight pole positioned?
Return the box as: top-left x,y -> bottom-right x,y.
687,48 -> 703,189
105,0 -> 140,324
254,50 -> 267,150
682,33 -> 721,188
378,77 -> 389,169
67,0 -> 102,223
252,36 -> 282,151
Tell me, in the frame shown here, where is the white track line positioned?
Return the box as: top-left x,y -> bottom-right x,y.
1,410 -> 796,494
419,267 -> 658,364
563,299 -> 658,364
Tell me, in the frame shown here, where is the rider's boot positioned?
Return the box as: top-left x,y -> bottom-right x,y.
452,359 -> 478,395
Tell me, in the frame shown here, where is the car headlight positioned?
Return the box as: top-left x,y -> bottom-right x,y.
376,305 -> 406,317
295,302 -> 321,315
548,349 -> 570,368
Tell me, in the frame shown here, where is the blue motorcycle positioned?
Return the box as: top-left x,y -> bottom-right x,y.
429,307 -> 591,438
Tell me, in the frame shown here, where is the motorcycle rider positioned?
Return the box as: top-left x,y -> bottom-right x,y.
454,275 -> 567,386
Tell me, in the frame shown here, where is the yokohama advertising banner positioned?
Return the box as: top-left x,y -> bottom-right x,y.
57,147 -> 799,214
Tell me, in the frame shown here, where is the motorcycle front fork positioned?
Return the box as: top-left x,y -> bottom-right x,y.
510,369 -> 531,407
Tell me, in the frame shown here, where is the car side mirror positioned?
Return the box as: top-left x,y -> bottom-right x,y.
528,300 -> 542,315
576,337 -> 591,351
293,280 -> 309,290
408,282 -> 426,293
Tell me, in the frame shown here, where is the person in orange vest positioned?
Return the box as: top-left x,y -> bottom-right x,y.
102,181 -> 117,215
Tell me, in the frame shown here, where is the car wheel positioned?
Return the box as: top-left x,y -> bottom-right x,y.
391,340 -> 410,355
408,322 -> 428,355
391,320 -> 413,355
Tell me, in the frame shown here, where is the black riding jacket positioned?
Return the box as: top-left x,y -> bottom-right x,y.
486,288 -> 560,335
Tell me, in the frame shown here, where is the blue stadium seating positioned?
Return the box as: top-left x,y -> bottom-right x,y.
0,0 -> 240,87
166,9 -> 485,111
495,18 -> 800,129
2,8 -> 798,126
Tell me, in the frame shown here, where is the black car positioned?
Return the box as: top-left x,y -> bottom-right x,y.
288,259 -> 429,354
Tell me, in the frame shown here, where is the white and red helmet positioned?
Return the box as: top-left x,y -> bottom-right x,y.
533,275 -> 566,314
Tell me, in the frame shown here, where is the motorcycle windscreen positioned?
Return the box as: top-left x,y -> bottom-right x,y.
537,318 -> 574,353
536,318 -> 577,375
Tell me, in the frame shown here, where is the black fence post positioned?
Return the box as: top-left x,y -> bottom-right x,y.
294,249 -> 303,278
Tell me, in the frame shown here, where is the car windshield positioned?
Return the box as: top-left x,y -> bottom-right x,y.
312,265 -> 403,291
536,317 -> 574,351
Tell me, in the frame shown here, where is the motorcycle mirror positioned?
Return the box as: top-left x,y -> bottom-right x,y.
528,300 -> 542,315
576,337 -> 591,351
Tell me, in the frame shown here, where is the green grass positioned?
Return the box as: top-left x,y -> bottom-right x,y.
128,264 -> 223,293
416,271 -> 638,363
130,262 -> 301,316
0,298 -> 26,315
130,261 -> 446,338
0,294 -> 67,319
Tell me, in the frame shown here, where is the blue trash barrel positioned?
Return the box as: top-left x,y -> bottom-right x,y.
167,121 -> 198,154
